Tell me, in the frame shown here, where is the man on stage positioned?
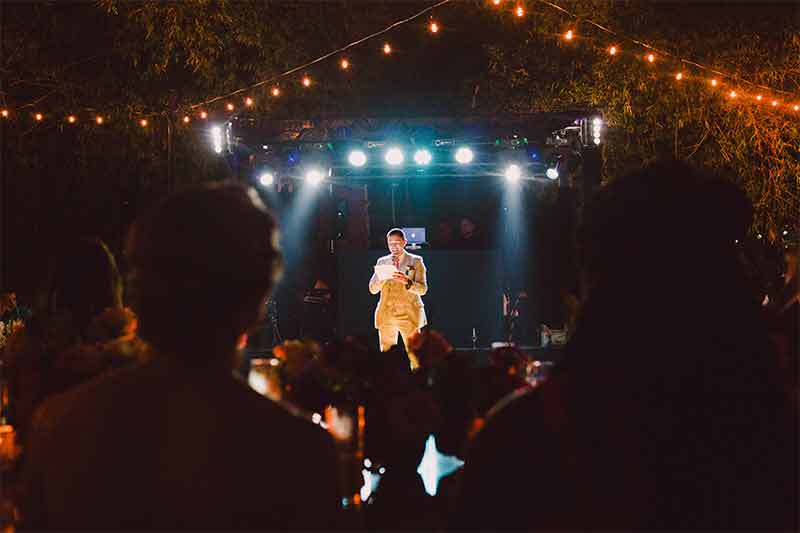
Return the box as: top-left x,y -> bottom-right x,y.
369,228 -> 428,368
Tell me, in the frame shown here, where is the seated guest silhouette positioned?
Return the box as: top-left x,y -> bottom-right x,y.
452,160 -> 797,531
19,183 -> 342,530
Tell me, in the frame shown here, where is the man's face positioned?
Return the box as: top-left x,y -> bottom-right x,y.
387,235 -> 406,256
460,219 -> 475,238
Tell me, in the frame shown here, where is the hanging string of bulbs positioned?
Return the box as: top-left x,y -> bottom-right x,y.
1,0 -> 797,129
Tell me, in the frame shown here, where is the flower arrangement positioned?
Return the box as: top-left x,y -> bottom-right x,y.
271,337 -> 376,415
0,320 -> 24,351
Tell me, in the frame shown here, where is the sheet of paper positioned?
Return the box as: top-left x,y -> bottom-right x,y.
374,264 -> 399,281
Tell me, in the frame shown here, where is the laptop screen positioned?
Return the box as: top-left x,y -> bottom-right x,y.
402,227 -> 426,245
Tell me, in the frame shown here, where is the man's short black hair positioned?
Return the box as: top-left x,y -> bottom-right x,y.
386,228 -> 406,240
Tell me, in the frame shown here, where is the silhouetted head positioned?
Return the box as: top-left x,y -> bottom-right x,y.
459,217 -> 476,239
47,237 -> 122,337
127,183 -> 282,361
408,329 -> 453,369
578,159 -> 752,295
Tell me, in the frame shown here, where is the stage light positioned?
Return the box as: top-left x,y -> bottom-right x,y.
564,30 -> 574,41
271,87 -> 281,97
211,126 -> 223,154
729,90 -> 737,98
429,21 -> 439,33
383,43 -> 392,55
515,5 -> 524,17
455,147 -> 474,164
348,149 -> 367,167
492,0 -> 501,5
414,149 -> 433,165
646,53 -> 655,63
504,164 -> 522,182
139,118 -> 148,127
340,58 -> 350,70
675,72 -> 683,81
771,100 -> 778,107
34,113 -> 43,121
306,168 -> 325,185
794,105 -> 799,111
67,115 -> 76,124
245,97 -> 254,106
591,117 -> 602,145
95,116 -> 104,124
302,75 -> 312,87
226,103 -> 235,111
0,109 -> 8,118
182,115 -> 191,124
546,167 -> 559,180
199,111 -> 208,119
608,45 -> 618,55
385,147 -> 404,166
259,172 -> 275,187
710,78 -> 718,87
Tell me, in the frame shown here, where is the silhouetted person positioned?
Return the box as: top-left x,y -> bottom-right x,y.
765,243 -> 798,395
2,237 -> 132,440
454,216 -> 484,249
433,218 -> 455,249
365,387 -> 439,531
19,183 -> 342,530
452,160 -> 797,531
408,329 -> 475,459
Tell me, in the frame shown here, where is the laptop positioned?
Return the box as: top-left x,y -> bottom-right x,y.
402,227 -> 426,248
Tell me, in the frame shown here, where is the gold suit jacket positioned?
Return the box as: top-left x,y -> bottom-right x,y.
368,252 -> 428,330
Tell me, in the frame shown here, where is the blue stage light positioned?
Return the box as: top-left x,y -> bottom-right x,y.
504,164 -> 522,182
414,149 -> 432,165
258,172 -> 275,186
454,147 -> 474,164
348,150 -> 367,167
385,147 -> 404,166
305,168 -> 325,185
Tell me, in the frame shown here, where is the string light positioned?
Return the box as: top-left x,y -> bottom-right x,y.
9,0 -> 800,128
